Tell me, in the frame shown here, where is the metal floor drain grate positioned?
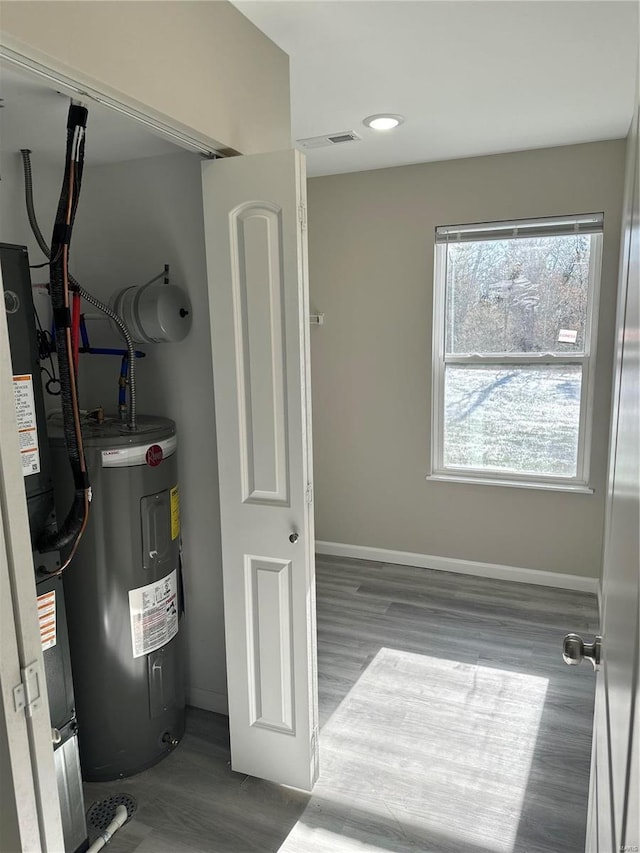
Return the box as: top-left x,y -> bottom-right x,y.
86,793 -> 137,833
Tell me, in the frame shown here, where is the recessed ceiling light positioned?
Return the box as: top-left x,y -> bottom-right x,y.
363,114 -> 404,131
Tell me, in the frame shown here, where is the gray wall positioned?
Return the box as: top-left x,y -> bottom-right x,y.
1,152 -> 63,271
1,149 -> 227,713
308,141 -> 626,578
72,153 -> 227,713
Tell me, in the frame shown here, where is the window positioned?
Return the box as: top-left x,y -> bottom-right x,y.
430,213 -> 603,491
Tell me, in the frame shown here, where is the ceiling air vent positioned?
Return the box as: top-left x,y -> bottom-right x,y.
297,131 -> 361,149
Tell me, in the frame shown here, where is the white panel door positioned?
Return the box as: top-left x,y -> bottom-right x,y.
585,101 -> 639,852
202,149 -> 318,791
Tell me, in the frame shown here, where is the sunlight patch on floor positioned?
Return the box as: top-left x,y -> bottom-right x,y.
280,648 -> 548,853
280,824 -> 388,853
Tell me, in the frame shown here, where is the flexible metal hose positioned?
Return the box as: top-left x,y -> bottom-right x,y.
20,149 -> 137,430
78,286 -> 136,429
20,150 -> 49,257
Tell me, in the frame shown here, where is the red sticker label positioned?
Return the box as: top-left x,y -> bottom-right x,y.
146,444 -> 163,467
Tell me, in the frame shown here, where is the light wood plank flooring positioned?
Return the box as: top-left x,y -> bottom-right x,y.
83,556 -> 598,853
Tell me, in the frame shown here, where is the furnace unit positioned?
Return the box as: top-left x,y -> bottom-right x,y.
2,242 -> 89,853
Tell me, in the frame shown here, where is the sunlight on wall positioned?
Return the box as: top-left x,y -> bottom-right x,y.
279,648 -> 548,853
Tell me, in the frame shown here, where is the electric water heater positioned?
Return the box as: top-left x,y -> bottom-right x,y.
49,415 -> 186,781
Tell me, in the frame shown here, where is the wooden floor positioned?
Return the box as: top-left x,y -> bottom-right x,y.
84,556 -> 599,853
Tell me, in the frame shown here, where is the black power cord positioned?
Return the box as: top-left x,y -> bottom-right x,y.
29,247 -> 63,269
34,302 -> 61,396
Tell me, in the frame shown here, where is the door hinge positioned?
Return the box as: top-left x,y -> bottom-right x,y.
13,662 -> 42,718
298,203 -> 307,229
305,483 -> 313,505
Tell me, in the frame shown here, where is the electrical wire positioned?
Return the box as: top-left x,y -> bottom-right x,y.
21,148 -> 137,430
55,136 -> 90,574
34,106 -> 92,569
71,290 -> 81,369
29,247 -> 63,269
33,303 -> 61,395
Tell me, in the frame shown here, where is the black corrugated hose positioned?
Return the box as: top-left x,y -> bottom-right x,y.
20,149 -> 137,430
36,104 -> 91,563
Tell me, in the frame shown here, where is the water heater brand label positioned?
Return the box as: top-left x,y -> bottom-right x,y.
101,435 -> 177,468
36,590 -> 56,651
146,444 -> 163,467
128,569 -> 178,659
12,375 -> 41,477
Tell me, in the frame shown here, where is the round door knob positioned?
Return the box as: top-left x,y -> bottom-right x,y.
563,633 -> 601,669
562,633 -> 584,665
289,532 -> 299,544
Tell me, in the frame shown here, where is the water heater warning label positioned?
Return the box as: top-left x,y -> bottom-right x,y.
36,590 -> 56,651
128,569 -> 178,659
13,375 -> 41,477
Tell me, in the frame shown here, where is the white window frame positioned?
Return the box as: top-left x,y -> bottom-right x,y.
429,214 -> 603,493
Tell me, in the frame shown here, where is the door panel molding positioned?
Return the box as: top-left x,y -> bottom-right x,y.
230,202 -> 290,506
245,556 -> 295,734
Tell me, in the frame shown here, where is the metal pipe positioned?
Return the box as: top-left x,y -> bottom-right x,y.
78,286 -> 137,430
20,149 -> 137,430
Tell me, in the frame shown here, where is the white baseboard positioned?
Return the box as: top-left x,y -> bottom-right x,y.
188,686 -> 228,715
315,540 -> 599,594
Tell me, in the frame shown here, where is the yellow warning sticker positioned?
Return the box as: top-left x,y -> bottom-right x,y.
170,486 -> 180,540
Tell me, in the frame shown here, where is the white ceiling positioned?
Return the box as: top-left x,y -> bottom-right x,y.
234,0 -> 639,177
0,64 -> 180,165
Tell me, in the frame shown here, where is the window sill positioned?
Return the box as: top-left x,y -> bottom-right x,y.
426,473 -> 594,494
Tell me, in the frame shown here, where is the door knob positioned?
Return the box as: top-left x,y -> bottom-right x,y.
562,633 -> 601,669
289,532 -> 299,544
